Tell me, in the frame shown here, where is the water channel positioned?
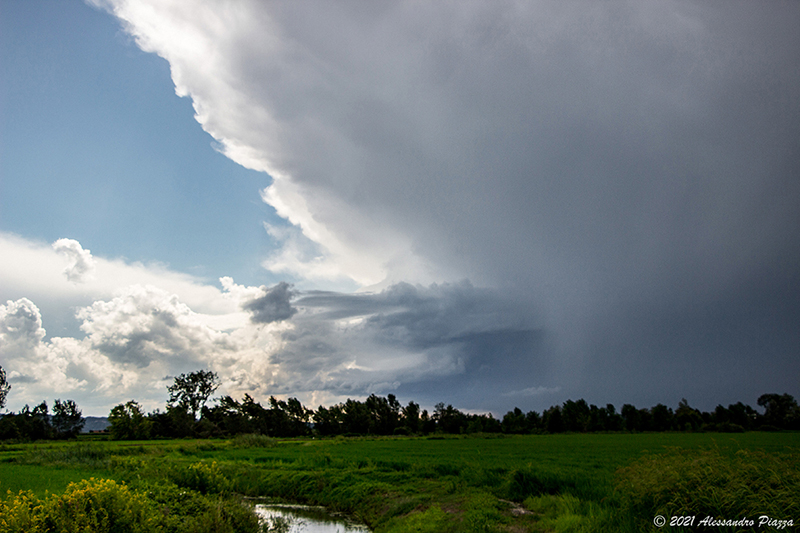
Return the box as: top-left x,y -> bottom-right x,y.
254,503 -> 371,533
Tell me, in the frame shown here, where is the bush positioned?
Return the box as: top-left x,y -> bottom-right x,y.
0,478 -> 160,533
0,477 -> 261,533
171,461 -> 231,495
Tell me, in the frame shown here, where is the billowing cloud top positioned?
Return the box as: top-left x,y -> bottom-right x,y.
52,238 -> 96,283
90,0 -> 800,302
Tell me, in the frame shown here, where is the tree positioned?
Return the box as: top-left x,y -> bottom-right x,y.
53,399 -> 85,438
434,403 -> 468,434
167,370 -> 220,420
23,401 -> 53,440
621,404 -> 639,431
675,398 -> 703,431
757,393 -> 799,429
561,399 -> 590,432
650,403 -> 674,432
341,399 -> 371,435
108,401 -> 151,440
502,407 -> 528,434
401,401 -> 421,434
313,404 -> 343,436
727,401 -> 757,430
543,405 -> 564,433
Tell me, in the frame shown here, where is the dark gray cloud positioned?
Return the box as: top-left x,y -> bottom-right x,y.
264,282 -> 551,410
101,0 -> 800,411
242,281 -> 298,324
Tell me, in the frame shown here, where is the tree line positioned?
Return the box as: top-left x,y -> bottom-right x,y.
0,365 -> 86,440
1,366 -> 798,441
104,370 -> 799,439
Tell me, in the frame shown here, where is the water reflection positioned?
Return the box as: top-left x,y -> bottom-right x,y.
255,503 -> 371,533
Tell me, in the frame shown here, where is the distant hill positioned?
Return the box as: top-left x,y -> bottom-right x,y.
82,416 -> 110,433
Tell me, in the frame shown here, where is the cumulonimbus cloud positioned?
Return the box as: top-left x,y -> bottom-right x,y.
69,0 -> 800,411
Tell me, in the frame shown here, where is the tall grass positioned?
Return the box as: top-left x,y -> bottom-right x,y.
614,447 -> 800,532
230,434 -> 277,448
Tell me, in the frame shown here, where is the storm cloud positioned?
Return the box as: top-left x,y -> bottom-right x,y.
257,282 -> 550,410
242,281 -> 298,324
73,0 -> 800,410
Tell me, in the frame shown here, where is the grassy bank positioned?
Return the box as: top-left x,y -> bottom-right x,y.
1,432 -> 797,532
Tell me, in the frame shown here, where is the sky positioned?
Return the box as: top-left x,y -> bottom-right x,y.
1,0 -> 798,417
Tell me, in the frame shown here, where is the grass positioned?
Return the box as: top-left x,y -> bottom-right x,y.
0,432 -> 797,532
0,464 -> 108,498
614,446 -> 800,532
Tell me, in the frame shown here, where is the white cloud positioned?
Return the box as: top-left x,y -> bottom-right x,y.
1,298 -> 95,407
78,284 -> 234,367
0,232 -> 236,317
0,298 -> 46,351
52,238 -> 96,283
0,234 -> 278,413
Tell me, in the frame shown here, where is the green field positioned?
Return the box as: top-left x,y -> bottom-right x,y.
1,432 -> 798,532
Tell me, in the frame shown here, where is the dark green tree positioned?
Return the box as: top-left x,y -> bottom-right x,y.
621,404 -> 639,431
52,399 -> 84,438
401,401 -> 421,434
525,410 -> 543,432
561,399 -> 590,432
313,404 -> 343,436
675,398 -> 703,431
543,405 -> 564,433
757,393 -> 799,429
365,394 -> 400,435
108,400 -> 151,440
167,370 -> 220,420
22,401 -> 53,440
434,403 -> 468,434
502,407 -> 528,434
727,401 -> 757,430
341,399 -> 371,435
650,403 -> 674,432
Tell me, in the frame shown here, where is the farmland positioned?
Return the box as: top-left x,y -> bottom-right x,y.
1,432 -> 798,532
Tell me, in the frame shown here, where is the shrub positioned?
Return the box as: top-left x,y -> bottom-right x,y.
0,478 -> 260,533
0,478 -> 161,533
171,461 -> 231,495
